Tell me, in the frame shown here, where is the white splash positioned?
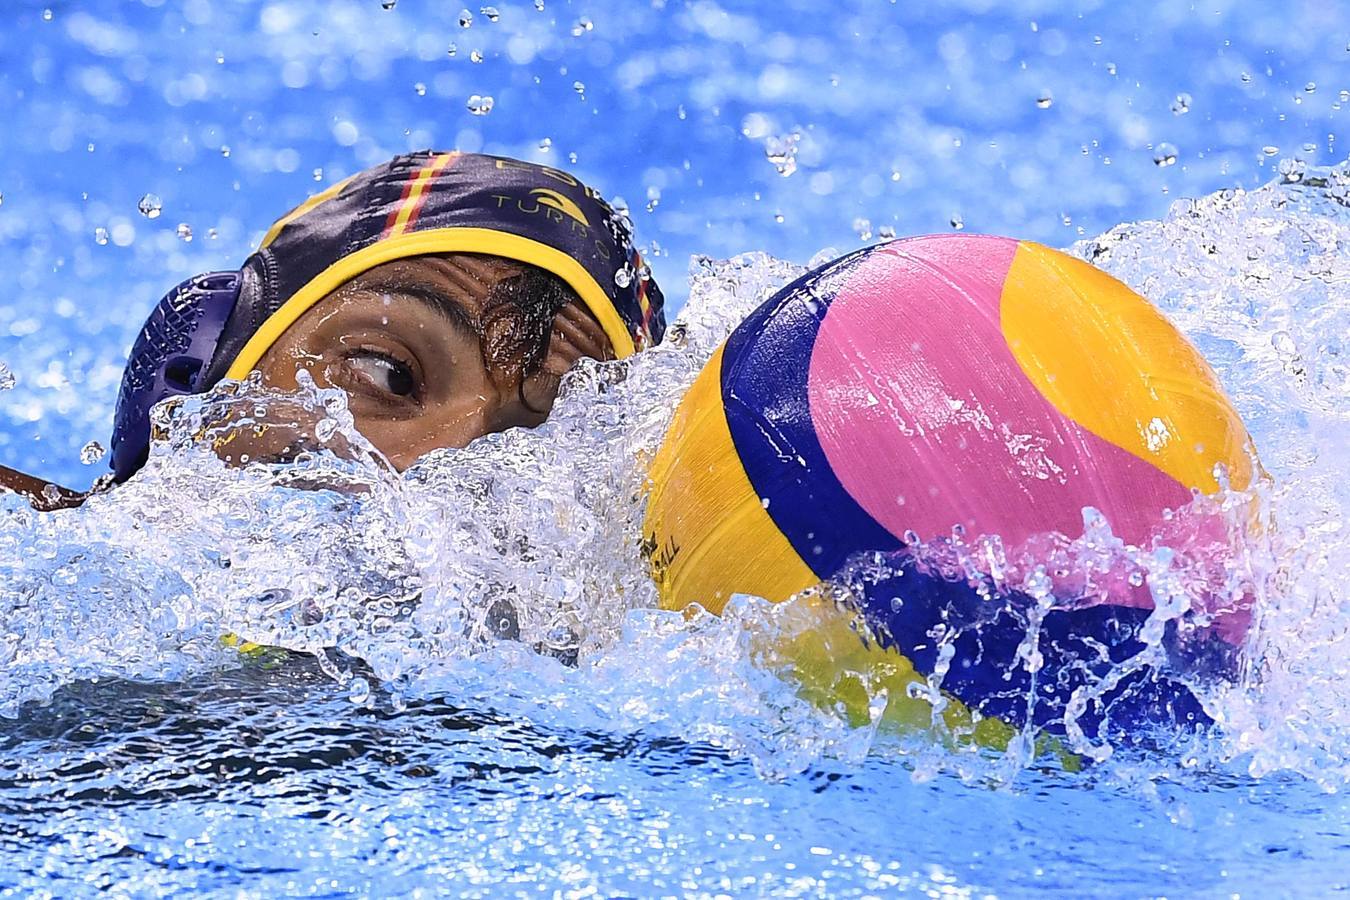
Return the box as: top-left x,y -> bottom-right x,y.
0,165 -> 1348,785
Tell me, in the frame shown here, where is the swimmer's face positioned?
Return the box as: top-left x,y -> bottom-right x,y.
229,254 -> 612,470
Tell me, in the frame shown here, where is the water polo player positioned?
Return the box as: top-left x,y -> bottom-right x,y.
0,151 -> 666,507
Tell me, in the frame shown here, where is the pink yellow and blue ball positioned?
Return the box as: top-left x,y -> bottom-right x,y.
643,235 -> 1256,737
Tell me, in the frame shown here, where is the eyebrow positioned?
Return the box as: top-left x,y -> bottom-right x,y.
348,279 -> 479,335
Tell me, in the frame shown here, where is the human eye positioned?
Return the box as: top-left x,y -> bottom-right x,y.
342,349 -> 419,400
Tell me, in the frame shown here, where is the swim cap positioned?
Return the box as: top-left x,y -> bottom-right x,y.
109,151 -> 667,481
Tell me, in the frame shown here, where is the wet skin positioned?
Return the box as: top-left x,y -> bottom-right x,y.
230,254 -> 615,471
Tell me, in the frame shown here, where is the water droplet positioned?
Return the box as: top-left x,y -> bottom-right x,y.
539,137 -> 552,152
137,193 -> 162,219
220,145 -> 231,158
1170,92 -> 1192,115
312,167 -> 323,181
414,81 -> 426,96
534,0 -> 544,8
79,440 -> 106,465
0,192 -> 5,207
1036,91 -> 1053,109
470,49 -> 483,63
1271,330 -> 1298,357
571,16 -> 593,36
568,151 -> 578,164
1262,145 -> 1279,156
94,227 -> 109,245
613,267 -> 632,288
1277,157 -> 1306,183
773,211 -> 784,223
466,94 -> 494,115
315,417 -> 338,443
890,170 -> 901,182
447,42 -> 457,56
1153,142 -> 1178,167
208,228 -> 218,240
950,214 -> 964,230
175,223 -> 193,242
0,364 -> 15,391
573,80 -> 585,98
1105,61 -> 1117,75
764,132 -> 801,177
459,8 -> 472,27
347,677 -> 371,705
41,8 -> 52,21
381,0 -> 397,8
1092,34 -> 1102,45
1304,81 -> 1317,94
1240,71 -> 1252,84
878,225 -> 896,239
480,5 -> 499,21
215,52 -> 225,64
852,217 -> 872,240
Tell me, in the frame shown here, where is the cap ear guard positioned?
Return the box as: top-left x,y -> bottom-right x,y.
109,271 -> 242,482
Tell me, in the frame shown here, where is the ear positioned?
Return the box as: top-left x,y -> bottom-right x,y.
519,302 -> 615,414
545,302 -> 615,372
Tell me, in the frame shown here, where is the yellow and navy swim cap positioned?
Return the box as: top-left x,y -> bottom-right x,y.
109,151 -> 666,481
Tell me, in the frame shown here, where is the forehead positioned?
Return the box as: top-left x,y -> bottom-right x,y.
339,254 -> 523,307
313,255 -> 529,336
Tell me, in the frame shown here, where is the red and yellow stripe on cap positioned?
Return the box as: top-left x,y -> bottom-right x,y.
381,152 -> 460,239
631,250 -> 655,350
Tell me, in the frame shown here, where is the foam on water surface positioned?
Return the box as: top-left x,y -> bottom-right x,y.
1073,162 -> 1350,786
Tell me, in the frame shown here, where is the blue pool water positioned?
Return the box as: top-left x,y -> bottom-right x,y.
2,1 -> 1350,895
